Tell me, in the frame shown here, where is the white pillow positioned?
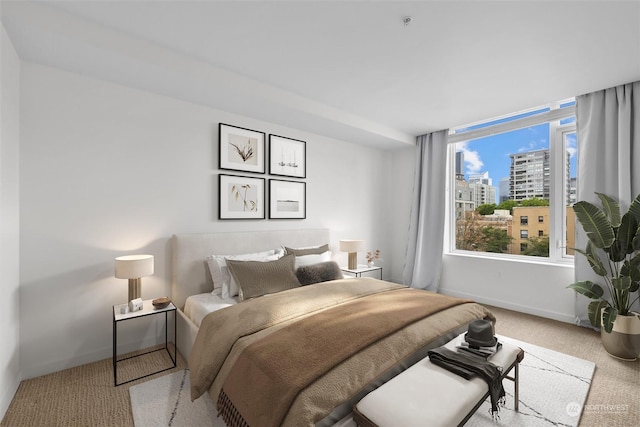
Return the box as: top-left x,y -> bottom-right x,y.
206,249 -> 274,290
294,251 -> 332,269
206,249 -> 285,298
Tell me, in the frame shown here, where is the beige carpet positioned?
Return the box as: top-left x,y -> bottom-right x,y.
1,344 -> 187,427
2,306 -> 638,427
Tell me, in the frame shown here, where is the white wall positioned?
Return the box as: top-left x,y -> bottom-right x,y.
19,62 -> 394,379
0,24 -> 22,419
440,255 -> 576,323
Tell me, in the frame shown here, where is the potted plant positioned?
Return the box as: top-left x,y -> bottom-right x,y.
568,192 -> 640,360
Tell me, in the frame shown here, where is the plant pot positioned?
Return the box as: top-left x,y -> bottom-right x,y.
601,312 -> 640,361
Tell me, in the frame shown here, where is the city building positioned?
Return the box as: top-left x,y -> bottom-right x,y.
509,148 -> 571,203
499,177 -> 510,203
454,178 -> 476,219
469,181 -> 497,206
509,149 -> 550,201
468,171 -> 492,185
569,177 -> 577,205
455,151 -> 465,180
510,206 -> 575,256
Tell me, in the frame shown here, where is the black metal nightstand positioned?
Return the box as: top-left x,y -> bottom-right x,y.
112,299 -> 177,386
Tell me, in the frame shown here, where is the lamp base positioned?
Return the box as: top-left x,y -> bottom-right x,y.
128,278 -> 141,301
348,252 -> 357,270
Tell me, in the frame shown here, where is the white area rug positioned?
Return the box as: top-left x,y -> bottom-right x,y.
129,369 -> 218,427
130,336 -> 595,427
465,335 -> 595,427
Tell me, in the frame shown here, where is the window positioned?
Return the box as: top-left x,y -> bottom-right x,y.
448,101 -> 576,263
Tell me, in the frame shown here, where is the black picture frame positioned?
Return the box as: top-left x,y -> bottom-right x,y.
268,134 -> 306,178
219,174 -> 265,220
269,179 -> 306,219
219,123 -> 265,174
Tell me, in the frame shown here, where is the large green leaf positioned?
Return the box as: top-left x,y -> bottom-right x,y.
608,239 -> 626,262
596,192 -> 622,227
633,223 -> 640,251
573,200 -> 615,249
621,254 -> 640,281
628,192 -> 640,222
617,212 -> 638,254
567,280 -> 604,299
601,306 -> 618,333
587,300 -> 606,328
612,276 -> 632,292
574,242 -> 607,276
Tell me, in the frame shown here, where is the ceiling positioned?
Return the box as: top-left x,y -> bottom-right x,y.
2,1 -> 640,149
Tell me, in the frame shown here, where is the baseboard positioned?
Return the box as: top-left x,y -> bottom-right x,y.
0,370 -> 21,421
22,333 -> 173,380
439,289 -> 576,324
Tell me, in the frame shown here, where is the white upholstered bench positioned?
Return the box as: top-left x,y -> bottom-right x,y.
353,335 -> 524,427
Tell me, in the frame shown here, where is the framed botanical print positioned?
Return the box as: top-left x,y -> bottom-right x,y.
219,123 -> 265,174
269,135 -> 306,178
219,174 -> 265,220
269,179 -> 306,219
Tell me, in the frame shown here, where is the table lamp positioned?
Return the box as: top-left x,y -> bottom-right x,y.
115,254 -> 154,301
339,240 -> 365,269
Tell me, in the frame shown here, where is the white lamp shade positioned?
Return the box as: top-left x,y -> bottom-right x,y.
114,254 -> 154,279
339,240 -> 365,253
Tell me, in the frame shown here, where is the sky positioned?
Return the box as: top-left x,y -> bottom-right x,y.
455,108 -> 577,203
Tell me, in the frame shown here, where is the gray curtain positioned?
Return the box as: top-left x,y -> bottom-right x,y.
403,130 -> 448,291
574,81 -> 640,326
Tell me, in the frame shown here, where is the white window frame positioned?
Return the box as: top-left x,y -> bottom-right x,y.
554,125 -> 577,260
447,102 -> 576,265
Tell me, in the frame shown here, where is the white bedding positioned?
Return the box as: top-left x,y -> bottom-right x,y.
184,293 -> 238,327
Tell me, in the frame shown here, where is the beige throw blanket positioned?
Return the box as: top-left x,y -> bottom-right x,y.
217,288 -> 471,427
190,279 -> 405,400
189,278 -> 495,426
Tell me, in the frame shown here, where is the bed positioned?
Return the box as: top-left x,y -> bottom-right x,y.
171,229 -> 334,362
171,229 -> 495,427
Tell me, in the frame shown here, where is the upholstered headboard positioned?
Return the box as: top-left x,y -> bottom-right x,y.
171,229 -> 330,309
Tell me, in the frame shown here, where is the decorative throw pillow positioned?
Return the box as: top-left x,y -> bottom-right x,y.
206,248 -> 284,298
284,244 -> 331,269
296,261 -> 344,286
284,244 -> 330,256
226,254 -> 301,300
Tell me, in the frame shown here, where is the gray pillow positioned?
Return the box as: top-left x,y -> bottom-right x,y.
296,261 -> 344,286
285,244 -> 329,256
226,254 -> 300,300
